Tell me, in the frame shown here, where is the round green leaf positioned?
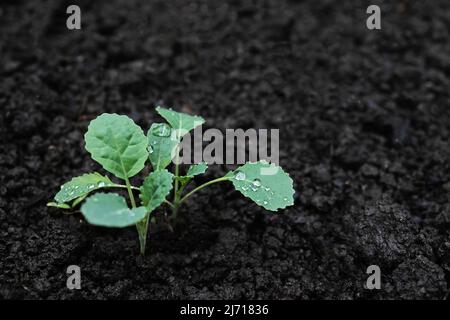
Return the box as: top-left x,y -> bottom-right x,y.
85,114 -> 148,180
230,161 -> 294,211
81,193 -> 147,227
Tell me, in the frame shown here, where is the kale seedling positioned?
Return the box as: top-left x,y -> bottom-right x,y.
48,107 -> 295,254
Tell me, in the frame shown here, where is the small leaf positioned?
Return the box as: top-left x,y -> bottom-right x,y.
177,162 -> 208,185
156,106 -> 205,139
85,114 -> 148,180
81,193 -> 147,227
229,161 -> 294,211
47,202 -> 71,209
140,169 -> 174,212
186,162 -> 208,177
147,123 -> 179,170
54,172 -> 114,204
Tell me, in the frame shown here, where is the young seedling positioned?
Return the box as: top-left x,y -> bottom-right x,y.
48,107 -> 295,254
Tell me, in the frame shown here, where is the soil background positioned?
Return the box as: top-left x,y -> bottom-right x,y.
0,0 -> 449,299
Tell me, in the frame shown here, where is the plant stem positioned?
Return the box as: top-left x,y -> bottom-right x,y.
136,214 -> 149,255
164,199 -> 175,209
178,177 -> 230,205
123,178 -> 147,255
174,162 -> 180,195
172,144 -> 181,218
83,182 -> 175,255
124,178 -> 137,208
110,184 -> 139,190
118,184 -> 140,190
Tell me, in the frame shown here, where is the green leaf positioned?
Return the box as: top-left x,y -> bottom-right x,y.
53,172 -> 114,204
85,114 -> 148,180
156,106 -> 205,139
147,123 -> 179,170
47,202 -> 71,209
81,193 -> 147,227
186,162 -> 208,177
229,161 -> 294,211
177,162 -> 208,185
140,169 -> 174,212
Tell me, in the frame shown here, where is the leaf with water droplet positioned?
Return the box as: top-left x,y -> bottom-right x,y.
140,169 -> 174,212
85,113 -> 148,180
81,193 -> 147,227
156,106 -> 205,139
229,161 -> 295,211
234,171 -> 246,181
53,172 -> 114,205
147,123 -> 179,170
252,179 -> 261,187
151,123 -> 171,137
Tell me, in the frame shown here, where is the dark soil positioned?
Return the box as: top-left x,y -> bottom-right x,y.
1,0 -> 449,299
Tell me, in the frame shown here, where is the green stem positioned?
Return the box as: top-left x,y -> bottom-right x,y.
164,199 -> 175,209
110,184 -> 139,190
177,180 -> 187,195
69,182 -> 175,255
123,178 -> 147,255
172,145 -> 181,219
178,177 -> 230,205
174,160 -> 180,201
124,178 -> 137,208
136,214 -> 150,255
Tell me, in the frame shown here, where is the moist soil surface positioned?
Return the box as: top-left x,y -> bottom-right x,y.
1,0 -> 449,299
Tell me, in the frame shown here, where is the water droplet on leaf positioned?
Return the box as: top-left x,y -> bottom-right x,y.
252,179 -> 261,188
234,171 -> 246,181
151,123 -> 171,137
